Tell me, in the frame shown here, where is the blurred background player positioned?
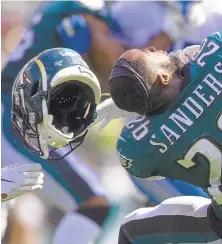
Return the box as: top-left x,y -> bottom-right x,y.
1,1 -> 127,244
112,1 -> 222,52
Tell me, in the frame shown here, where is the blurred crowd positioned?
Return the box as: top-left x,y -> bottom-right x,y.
1,1 -> 222,244
1,1 -> 39,66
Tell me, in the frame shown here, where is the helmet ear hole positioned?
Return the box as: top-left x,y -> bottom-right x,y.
30,80 -> 40,97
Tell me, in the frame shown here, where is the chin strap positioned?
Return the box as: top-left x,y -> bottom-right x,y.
47,129 -> 88,161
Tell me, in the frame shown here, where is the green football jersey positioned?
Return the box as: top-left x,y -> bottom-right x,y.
117,31 -> 222,217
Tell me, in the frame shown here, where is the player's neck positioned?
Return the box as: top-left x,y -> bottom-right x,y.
169,51 -> 187,71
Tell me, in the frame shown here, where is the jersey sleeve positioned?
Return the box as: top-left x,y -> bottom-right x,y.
116,116 -> 161,178
208,31 -> 222,44
190,30 -> 222,71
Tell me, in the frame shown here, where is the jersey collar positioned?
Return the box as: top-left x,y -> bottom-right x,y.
180,63 -> 191,91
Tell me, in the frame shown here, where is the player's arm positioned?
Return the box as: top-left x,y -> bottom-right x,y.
92,105 -> 162,178
116,116 -> 159,179
91,98 -> 137,131
1,163 -> 44,202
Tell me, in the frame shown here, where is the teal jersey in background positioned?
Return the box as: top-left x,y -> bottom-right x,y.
117,31 -> 222,218
2,0 -> 118,96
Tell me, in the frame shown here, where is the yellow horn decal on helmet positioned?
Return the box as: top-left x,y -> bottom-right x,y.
35,59 -> 47,92
35,59 -> 48,127
35,59 -> 50,159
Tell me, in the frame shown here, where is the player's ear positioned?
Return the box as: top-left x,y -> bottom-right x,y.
157,73 -> 172,86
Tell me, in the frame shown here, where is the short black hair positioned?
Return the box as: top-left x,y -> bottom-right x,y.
126,58 -> 152,86
109,58 -> 169,115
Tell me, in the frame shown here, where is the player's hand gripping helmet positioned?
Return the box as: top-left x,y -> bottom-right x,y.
11,48 -> 101,160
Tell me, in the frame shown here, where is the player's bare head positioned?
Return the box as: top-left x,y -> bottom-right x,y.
109,47 -> 180,115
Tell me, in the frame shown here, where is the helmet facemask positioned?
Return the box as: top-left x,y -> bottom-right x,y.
11,81 -> 47,157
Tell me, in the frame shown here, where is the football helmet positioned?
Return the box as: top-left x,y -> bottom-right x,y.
11,48 -> 101,160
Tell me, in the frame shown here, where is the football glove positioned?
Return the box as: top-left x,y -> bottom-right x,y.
91,98 -> 137,131
1,163 -> 44,202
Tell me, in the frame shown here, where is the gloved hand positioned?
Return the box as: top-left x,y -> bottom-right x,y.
162,2 -> 205,41
91,98 -> 137,131
1,163 -> 44,202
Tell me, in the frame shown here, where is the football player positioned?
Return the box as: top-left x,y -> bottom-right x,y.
111,0 -> 222,203
2,1 -> 125,243
107,31 -> 222,242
